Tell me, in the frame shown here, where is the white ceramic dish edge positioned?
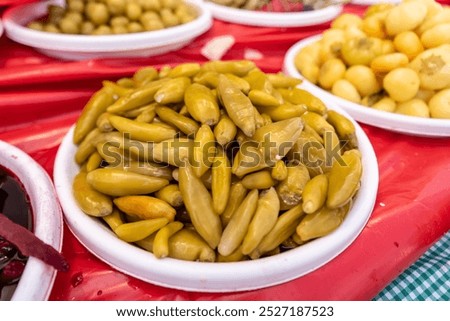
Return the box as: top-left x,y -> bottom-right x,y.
53,110 -> 378,293
283,35 -> 450,137
3,0 -> 212,60
0,140 -> 63,301
205,2 -> 342,28
351,0 -> 401,5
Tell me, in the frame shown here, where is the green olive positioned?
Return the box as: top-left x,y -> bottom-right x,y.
110,16 -> 130,27
160,8 -> 179,27
59,17 -> 80,34
27,21 -> 44,31
161,0 -> 181,10
126,2 -> 143,21
107,0 -> 126,16
48,5 -> 65,24
64,11 -> 83,25
86,3 -> 110,26
81,21 -> 96,35
92,25 -> 112,35
141,12 -> 164,31
112,25 -> 129,34
44,23 -> 61,33
139,0 -> 161,11
67,0 -> 84,13
127,21 -> 144,33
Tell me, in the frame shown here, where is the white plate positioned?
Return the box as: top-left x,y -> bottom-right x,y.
283,35 -> 450,137
0,140 -> 63,301
2,0 -> 212,60
205,2 -> 342,27
53,108 -> 378,293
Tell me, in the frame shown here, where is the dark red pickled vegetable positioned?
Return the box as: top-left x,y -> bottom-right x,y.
0,260 -> 26,285
0,214 -> 69,273
0,166 -> 68,296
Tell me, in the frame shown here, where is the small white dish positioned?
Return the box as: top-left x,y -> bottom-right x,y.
205,2 -> 343,28
2,0 -> 212,60
0,140 -> 63,301
283,35 -> 450,137
53,105 -> 378,293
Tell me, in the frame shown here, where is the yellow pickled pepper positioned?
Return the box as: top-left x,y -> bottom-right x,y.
217,74 -> 256,137
211,147 -> 231,215
185,83 -> 221,125
178,162 -> 222,249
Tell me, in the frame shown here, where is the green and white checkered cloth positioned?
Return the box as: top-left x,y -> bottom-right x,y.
374,231 -> 450,301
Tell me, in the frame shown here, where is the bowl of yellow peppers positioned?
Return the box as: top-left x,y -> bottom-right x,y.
54,60 -> 378,292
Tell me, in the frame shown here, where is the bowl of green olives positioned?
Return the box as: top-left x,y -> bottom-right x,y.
3,0 -> 212,60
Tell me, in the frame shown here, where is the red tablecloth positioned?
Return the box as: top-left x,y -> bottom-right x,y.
0,4 -> 449,301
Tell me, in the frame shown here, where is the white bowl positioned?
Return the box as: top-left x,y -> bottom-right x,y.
2,0 -> 212,60
0,140 -> 63,301
283,35 -> 450,137
205,2 -> 342,28
53,106 -> 379,293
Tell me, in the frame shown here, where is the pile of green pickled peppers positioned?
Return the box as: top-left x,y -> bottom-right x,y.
72,60 -> 362,262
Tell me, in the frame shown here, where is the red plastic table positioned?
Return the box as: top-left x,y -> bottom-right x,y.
0,4 -> 449,300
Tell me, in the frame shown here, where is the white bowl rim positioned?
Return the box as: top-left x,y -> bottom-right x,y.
283,34 -> 450,138
205,2 -> 343,28
53,104 -> 379,293
0,140 -> 63,301
2,0 -> 212,52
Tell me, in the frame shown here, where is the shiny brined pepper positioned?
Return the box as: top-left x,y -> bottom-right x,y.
211,147 -> 231,215
193,124 -> 216,178
217,74 -> 256,137
153,222 -> 184,258
154,77 -> 191,105
221,182 -> 248,227
326,110 -> 358,148
327,149 -> 362,209
107,78 -> 169,114
73,171 -> 113,217
242,187 -> 280,255
185,83 -> 221,126
109,114 -> 177,142
218,189 -> 259,257
74,87 -> 116,144
202,60 -> 256,76
86,168 -> 169,196
178,163 -> 222,249
252,117 -> 303,165
113,195 -> 176,221
250,204 -> 304,259
114,218 -> 169,243
302,174 -> 328,214
155,106 -> 199,136
296,206 -> 347,242
168,229 -> 216,262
